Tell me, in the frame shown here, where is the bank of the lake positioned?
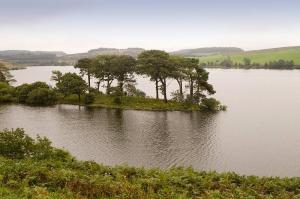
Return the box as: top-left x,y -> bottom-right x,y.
0,129 -> 299,199
59,93 -> 225,112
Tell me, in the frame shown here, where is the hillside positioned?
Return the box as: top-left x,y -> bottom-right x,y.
198,46 -> 300,66
172,47 -> 244,56
59,47 -> 145,65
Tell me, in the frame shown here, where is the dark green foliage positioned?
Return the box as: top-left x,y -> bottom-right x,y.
0,63 -> 15,83
124,84 -> 146,97
138,50 -> 171,102
0,128 -> 34,159
26,88 -> 57,106
84,93 -> 95,104
0,129 -> 69,160
0,129 -> 299,198
14,82 -> 56,105
113,96 -> 122,105
243,57 -> 252,66
0,82 -> 15,103
200,98 -> 227,112
56,73 -> 87,103
220,58 -> 233,68
75,58 -> 93,88
267,59 -> 294,69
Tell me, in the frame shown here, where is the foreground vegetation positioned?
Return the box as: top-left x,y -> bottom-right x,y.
0,129 -> 299,199
198,47 -> 300,69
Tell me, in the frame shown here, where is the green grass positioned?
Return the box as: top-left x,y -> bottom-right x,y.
60,94 -> 202,111
92,94 -> 200,111
198,47 -> 300,66
0,128 -> 299,199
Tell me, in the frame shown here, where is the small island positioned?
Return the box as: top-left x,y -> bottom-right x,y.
0,51 -> 226,112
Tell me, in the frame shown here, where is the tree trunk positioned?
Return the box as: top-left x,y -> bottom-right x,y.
177,79 -> 183,96
106,80 -> 111,95
78,94 -> 81,104
190,79 -> 194,99
119,81 -> 124,93
160,77 -> 167,103
97,81 -> 100,91
163,82 -> 167,103
87,71 -> 91,90
155,79 -> 159,99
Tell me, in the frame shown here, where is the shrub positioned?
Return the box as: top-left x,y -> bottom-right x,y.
0,82 -> 14,103
171,90 -> 184,102
26,88 -> 57,106
15,82 -> 56,106
0,128 -> 70,160
84,93 -> 95,104
113,96 -> 122,105
200,98 -> 226,112
0,128 -> 34,159
124,84 -> 146,97
267,60 -> 295,69
15,83 -> 31,103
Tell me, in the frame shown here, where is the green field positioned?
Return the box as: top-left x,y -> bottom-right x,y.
198,47 -> 300,66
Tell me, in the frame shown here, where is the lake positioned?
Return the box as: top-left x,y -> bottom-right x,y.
1,66 -> 300,177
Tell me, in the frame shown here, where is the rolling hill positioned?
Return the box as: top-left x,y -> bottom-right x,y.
59,48 -> 145,65
0,50 -> 66,67
198,46 -> 300,66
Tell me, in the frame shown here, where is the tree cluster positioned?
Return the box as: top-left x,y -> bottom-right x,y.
75,50 -> 215,104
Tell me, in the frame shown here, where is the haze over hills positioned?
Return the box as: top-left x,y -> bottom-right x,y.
60,48 -> 145,65
1,46 -> 300,67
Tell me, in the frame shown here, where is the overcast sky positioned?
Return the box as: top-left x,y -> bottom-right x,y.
1,0 -> 299,53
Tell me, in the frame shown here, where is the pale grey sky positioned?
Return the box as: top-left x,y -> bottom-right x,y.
1,0 -> 300,53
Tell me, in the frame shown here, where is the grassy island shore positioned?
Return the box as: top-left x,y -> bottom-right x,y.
60,93 -> 225,112
0,129 -> 299,199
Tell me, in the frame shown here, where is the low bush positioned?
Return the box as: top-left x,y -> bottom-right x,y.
0,128 -> 70,160
84,93 -> 95,104
0,82 -> 15,103
200,97 -> 227,112
14,82 -> 57,106
26,88 -> 57,106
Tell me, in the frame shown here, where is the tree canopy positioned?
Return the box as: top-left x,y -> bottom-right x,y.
74,51 -> 216,105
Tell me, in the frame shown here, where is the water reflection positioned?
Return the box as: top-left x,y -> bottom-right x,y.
0,105 -> 219,171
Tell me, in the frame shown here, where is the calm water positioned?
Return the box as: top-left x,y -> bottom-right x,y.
1,66 -> 300,177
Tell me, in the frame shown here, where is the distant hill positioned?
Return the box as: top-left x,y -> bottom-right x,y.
0,50 -> 67,66
198,46 -> 300,66
172,47 -> 244,56
59,48 -> 145,65
1,46 -> 300,67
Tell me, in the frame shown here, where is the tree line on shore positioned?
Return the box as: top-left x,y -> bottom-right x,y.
205,57 -> 296,69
